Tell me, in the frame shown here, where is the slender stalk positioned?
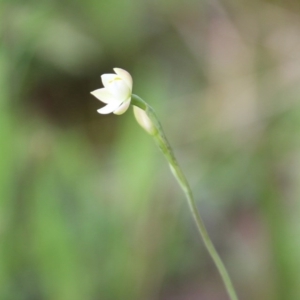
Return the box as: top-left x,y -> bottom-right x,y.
131,94 -> 238,300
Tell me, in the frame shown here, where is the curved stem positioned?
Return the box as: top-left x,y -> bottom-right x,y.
131,94 -> 238,300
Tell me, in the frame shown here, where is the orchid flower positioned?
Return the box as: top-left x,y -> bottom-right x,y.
90,68 -> 132,115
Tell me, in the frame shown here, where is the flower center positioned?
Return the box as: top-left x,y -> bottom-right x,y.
109,77 -> 122,83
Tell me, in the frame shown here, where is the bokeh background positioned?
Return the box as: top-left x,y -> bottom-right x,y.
2,0 -> 300,299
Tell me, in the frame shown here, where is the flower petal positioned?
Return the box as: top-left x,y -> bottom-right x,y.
101,74 -> 118,88
113,68 -> 133,90
97,101 -> 121,114
106,79 -> 131,101
113,98 -> 131,115
90,88 -> 117,104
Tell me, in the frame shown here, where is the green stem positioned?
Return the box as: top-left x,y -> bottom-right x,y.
131,94 -> 238,300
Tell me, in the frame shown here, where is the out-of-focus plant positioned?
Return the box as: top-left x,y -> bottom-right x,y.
2,0 -> 300,299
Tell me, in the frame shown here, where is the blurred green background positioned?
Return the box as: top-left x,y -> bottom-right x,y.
2,0 -> 300,299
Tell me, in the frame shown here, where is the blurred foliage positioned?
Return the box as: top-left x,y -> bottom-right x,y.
1,0 -> 300,299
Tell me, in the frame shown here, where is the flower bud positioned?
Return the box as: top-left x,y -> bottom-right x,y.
133,106 -> 156,135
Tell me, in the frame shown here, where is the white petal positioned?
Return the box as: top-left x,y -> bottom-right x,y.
113,68 -> 133,90
90,88 -> 117,104
101,74 -> 118,88
97,101 -> 121,114
106,79 -> 131,101
113,98 -> 131,115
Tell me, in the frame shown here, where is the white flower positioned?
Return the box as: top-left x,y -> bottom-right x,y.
90,68 -> 133,115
